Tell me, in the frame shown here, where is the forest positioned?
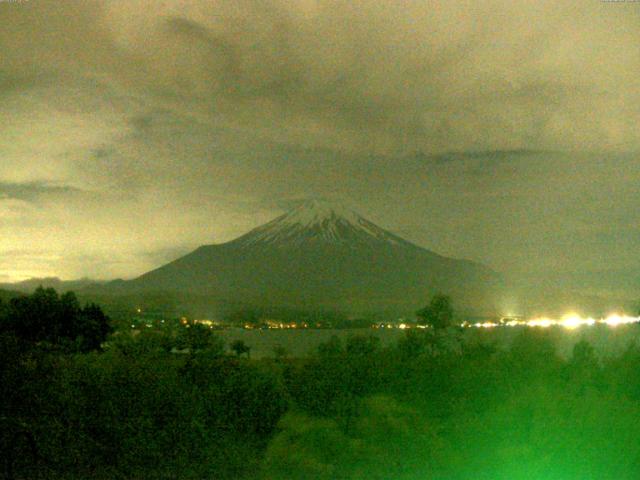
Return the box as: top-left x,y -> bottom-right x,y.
3,289 -> 640,479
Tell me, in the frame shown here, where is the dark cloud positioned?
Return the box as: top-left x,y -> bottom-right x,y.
3,0 -> 633,153
0,182 -> 86,202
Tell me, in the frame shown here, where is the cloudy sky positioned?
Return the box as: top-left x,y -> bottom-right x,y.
0,0 -> 639,297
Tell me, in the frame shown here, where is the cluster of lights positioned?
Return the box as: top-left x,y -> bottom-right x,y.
465,314 -> 640,330
373,323 -> 429,330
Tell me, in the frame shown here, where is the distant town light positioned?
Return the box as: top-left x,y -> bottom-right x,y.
465,313 -> 640,329
602,314 -> 639,327
527,318 -> 555,328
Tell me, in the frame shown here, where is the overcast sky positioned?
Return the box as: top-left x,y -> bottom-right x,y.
1,0 -> 639,297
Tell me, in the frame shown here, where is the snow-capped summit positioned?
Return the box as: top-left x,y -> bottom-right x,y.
277,199 -> 363,227
236,199 -> 404,246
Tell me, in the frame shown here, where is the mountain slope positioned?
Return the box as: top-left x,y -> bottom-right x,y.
118,200 -> 503,315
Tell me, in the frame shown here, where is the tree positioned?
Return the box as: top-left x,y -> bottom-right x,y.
566,340 -> 601,390
0,287 -> 111,352
176,323 -> 225,354
231,339 -> 251,358
76,303 -> 112,352
416,294 -> 454,330
59,291 -> 81,339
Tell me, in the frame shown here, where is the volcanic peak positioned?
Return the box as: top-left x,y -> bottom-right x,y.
235,199 -> 402,246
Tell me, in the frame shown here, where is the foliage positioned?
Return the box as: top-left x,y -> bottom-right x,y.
262,395 -> 445,480
272,344 -> 289,361
416,293 -> 454,330
6,300 -> 640,479
231,339 -> 251,357
0,287 -> 111,352
175,323 -> 225,354
317,334 -> 343,358
345,334 -> 381,356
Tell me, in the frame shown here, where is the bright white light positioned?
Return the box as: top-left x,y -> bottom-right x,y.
506,320 -> 525,327
469,313 -> 640,330
557,314 -> 596,330
601,314 -> 640,327
471,322 -> 499,329
527,318 -> 555,328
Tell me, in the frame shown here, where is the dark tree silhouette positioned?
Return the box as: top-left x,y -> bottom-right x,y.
77,303 -> 112,352
0,287 -> 111,352
416,294 -> 454,330
231,339 -> 251,358
176,323 -> 225,354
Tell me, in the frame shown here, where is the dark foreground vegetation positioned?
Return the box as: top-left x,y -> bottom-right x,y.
3,289 -> 640,479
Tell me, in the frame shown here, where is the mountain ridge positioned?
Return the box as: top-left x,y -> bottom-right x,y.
115,200 -> 503,315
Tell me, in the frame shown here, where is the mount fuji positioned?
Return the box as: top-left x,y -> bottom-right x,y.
112,200 -> 503,315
